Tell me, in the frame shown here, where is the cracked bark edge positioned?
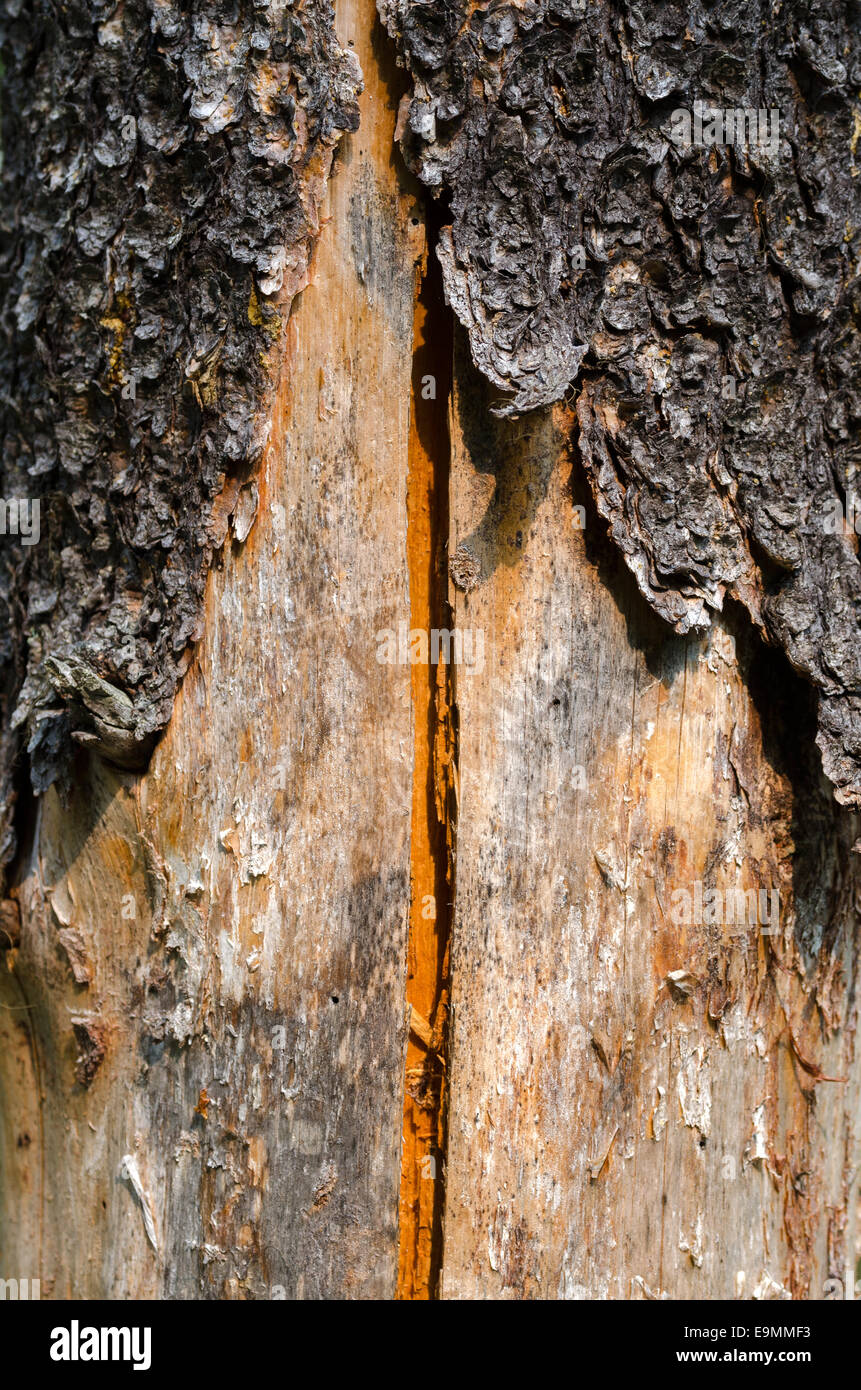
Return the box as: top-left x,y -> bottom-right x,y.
380,0 -> 861,803
0,0 -> 362,886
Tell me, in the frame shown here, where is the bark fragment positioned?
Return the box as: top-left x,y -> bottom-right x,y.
72,1016 -> 108,1088
381,0 -> 861,802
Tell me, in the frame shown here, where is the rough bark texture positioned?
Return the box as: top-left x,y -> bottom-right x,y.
380,0 -> 861,805
0,0 -> 361,884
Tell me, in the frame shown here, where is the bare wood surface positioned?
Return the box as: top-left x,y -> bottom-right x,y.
442,345 -> 861,1300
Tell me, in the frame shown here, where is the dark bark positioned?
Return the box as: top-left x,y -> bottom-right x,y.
380,0 -> 861,803
0,0 -> 361,887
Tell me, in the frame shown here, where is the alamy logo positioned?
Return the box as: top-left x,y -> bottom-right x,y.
670,102 -> 780,158
671,881 -> 780,934
376,623 -> 485,674
0,1276 -> 40,1299
821,493 -> 861,534
0,497 -> 40,546
50,1320 -> 152,1372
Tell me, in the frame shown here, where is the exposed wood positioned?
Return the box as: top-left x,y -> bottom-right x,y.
397,226 -> 454,1300
441,341 -> 861,1299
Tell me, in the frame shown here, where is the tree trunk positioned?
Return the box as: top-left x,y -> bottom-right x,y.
1,0 -> 859,1302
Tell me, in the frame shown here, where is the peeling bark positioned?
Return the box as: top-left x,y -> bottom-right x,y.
381,0 -> 861,804
0,0 -> 361,884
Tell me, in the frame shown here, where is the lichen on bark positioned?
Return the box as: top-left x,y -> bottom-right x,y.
381,0 -> 861,802
0,0 -> 361,885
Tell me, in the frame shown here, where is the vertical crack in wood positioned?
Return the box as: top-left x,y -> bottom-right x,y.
397,206 -> 455,1301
